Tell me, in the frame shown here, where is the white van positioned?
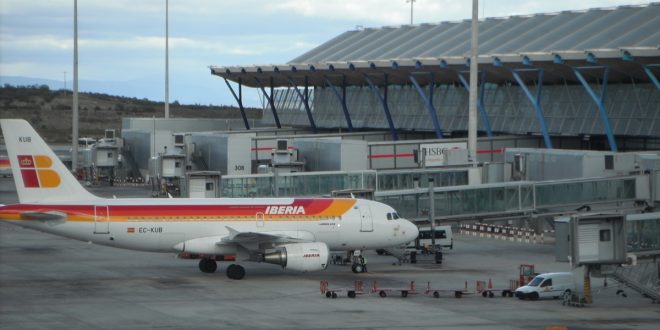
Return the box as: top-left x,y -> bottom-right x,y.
417,226 -> 453,250
515,272 -> 576,300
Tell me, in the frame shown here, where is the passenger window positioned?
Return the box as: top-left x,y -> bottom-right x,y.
541,279 -> 552,287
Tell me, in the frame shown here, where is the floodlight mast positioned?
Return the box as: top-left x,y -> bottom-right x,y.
468,0 -> 479,167
72,0 -> 79,172
406,0 -> 416,25
165,0 -> 170,119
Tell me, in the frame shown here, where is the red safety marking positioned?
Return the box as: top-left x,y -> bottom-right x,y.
368,153 -> 415,159
477,149 -> 504,154
251,147 -> 296,151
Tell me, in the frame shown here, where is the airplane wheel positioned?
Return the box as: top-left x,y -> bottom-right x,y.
348,291 -> 356,298
199,258 -> 217,273
226,264 -> 245,280
401,291 -> 408,298
331,292 -> 337,299
379,291 -> 387,298
351,264 -> 357,273
433,291 -> 440,298
488,291 -> 494,298
326,292 -> 332,298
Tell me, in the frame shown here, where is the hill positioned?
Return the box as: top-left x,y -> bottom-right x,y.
0,84 -> 262,143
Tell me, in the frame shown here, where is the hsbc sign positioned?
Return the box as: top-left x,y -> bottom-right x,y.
419,142 -> 467,167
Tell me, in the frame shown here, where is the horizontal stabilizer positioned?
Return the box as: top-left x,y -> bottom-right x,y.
20,211 -> 66,221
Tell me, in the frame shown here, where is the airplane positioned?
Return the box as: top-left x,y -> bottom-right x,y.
0,119 -> 418,279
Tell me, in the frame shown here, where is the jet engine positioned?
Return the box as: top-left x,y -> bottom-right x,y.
262,242 -> 329,272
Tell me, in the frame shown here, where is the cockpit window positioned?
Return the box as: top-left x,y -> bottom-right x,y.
392,212 -> 400,219
387,213 -> 392,220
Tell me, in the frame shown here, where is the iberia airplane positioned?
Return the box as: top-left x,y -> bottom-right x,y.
0,119 -> 418,279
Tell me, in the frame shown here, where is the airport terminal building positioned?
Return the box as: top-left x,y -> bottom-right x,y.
212,3 -> 659,151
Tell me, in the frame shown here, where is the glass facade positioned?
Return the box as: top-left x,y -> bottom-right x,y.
376,183 -> 536,219
220,169 -> 468,198
627,215 -> 660,252
535,177 -> 636,208
221,171 -> 642,222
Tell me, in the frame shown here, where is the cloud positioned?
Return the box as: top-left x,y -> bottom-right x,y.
1,0 -> 651,107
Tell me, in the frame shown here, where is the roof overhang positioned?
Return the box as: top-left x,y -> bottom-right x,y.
211,47 -> 660,87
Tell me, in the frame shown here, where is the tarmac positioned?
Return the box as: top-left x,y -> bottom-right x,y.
0,177 -> 658,329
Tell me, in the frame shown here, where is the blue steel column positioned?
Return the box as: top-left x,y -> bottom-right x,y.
364,74 -> 398,140
642,64 -> 660,90
223,77 -> 250,130
409,73 -> 442,139
253,76 -> 281,128
511,69 -> 552,149
573,66 -> 618,152
324,75 -> 354,131
287,76 -> 317,133
457,72 -> 493,137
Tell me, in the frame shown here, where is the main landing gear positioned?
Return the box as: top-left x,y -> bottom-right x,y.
198,258 -> 245,280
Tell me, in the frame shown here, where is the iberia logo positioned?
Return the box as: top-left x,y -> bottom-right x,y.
17,155 -> 60,188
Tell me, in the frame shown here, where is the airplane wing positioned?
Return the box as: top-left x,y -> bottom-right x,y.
221,226 -> 315,245
20,211 -> 66,221
174,227 -> 318,261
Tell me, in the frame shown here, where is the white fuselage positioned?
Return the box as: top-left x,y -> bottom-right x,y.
0,197 -> 418,254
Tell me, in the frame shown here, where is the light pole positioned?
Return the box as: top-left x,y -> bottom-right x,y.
406,0 -> 416,25
72,0 -> 79,172
164,0 -> 170,118
468,0 -> 479,167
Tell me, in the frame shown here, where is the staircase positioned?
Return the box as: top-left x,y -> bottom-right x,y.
604,261 -> 660,303
381,246 -> 408,264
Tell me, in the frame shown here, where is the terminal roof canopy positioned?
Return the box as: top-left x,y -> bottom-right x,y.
211,3 -> 660,87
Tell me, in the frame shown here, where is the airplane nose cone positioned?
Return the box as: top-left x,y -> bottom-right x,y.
403,220 -> 418,243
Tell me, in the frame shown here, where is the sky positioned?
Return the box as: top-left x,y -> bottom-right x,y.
0,0 -> 651,107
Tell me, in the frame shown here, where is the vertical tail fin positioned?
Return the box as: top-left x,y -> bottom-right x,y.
0,119 -> 99,203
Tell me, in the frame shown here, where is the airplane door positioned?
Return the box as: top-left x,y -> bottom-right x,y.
94,206 -> 110,234
256,212 -> 264,228
359,205 -> 373,232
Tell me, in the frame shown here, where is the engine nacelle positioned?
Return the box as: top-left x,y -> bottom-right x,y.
263,242 -> 329,272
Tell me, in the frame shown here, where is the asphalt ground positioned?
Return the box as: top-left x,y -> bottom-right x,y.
1,177 -> 658,329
